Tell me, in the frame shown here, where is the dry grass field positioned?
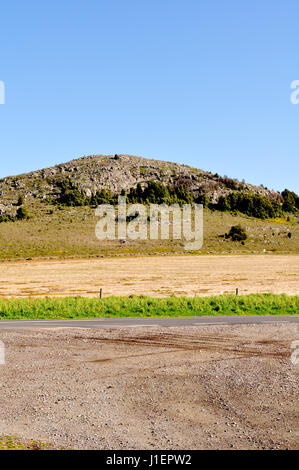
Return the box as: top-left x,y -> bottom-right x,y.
0,254 -> 298,298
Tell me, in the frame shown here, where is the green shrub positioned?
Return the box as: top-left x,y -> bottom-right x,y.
57,178 -> 87,206
91,189 -> 116,206
17,195 -> 25,206
216,191 -> 283,219
226,224 -> 247,242
220,176 -> 241,190
282,189 -> 299,213
16,206 -> 30,220
125,181 -> 194,206
0,215 -> 13,223
196,193 -> 210,207
217,195 -> 231,212
60,188 -> 86,206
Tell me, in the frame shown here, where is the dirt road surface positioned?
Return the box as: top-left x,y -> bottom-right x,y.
0,323 -> 298,450
0,254 -> 298,298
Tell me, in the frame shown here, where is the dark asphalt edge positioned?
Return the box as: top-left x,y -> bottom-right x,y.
0,315 -> 298,329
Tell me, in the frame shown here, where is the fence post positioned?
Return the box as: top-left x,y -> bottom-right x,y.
99,288 -> 103,299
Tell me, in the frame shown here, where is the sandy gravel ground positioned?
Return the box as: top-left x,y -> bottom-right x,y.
0,323 -> 298,450
0,254 -> 298,297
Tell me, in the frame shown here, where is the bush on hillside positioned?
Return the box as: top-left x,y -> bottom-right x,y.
195,193 -> 210,207
282,189 -> 299,213
17,195 -> 25,206
0,215 -> 13,223
16,206 -> 30,220
216,192 -> 283,219
226,224 -> 247,242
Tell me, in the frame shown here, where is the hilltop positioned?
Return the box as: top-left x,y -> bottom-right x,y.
0,154 -> 284,211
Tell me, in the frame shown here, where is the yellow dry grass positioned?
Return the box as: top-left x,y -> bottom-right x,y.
0,254 -> 298,298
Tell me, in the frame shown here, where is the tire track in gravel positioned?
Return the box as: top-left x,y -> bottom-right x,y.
73,331 -> 290,362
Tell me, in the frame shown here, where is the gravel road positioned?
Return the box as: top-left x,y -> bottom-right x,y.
0,323 -> 298,450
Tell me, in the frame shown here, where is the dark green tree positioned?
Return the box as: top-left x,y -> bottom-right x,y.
227,224 -> 247,242
16,206 -> 30,220
17,195 -> 25,206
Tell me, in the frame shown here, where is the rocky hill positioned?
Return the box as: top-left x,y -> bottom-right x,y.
0,154 -> 283,214
0,154 -> 298,260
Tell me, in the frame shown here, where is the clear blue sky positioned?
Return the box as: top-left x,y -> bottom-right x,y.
0,0 -> 298,193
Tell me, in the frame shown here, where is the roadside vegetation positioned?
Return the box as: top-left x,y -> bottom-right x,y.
0,294 -> 297,320
0,435 -> 49,450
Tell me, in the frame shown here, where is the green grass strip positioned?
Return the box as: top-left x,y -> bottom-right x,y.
0,294 -> 298,320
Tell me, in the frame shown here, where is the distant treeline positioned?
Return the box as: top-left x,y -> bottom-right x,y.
50,177 -> 298,220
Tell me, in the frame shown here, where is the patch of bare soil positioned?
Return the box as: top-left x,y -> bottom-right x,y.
0,254 -> 298,297
0,323 -> 298,449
